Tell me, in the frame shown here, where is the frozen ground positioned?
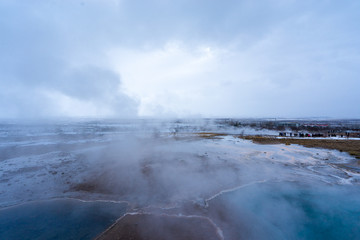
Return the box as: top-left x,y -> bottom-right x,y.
1,120 -> 360,239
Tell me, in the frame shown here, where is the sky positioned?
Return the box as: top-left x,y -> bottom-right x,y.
0,0 -> 360,119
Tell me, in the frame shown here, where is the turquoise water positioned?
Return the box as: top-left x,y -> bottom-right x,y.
1,184 -> 359,240
214,182 -> 360,240
0,199 -> 127,240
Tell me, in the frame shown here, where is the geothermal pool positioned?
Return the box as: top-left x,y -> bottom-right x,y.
0,120 -> 359,239
207,182 -> 360,240
0,199 -> 127,240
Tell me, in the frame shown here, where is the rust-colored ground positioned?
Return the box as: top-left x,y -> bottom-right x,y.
95,213 -> 222,240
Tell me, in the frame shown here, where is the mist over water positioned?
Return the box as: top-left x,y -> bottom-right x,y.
1,119 -> 360,239
208,182 -> 360,240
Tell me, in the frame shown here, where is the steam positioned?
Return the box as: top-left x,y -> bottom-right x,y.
1,120 -> 360,239
67,125 -> 360,239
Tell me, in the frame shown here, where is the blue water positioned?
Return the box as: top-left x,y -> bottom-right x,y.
0,199 -> 127,240
214,182 -> 360,240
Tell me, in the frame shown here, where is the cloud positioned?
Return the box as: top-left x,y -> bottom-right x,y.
108,42 -> 221,117
0,0 -> 138,118
0,0 -> 360,118
0,64 -> 138,118
40,66 -> 138,118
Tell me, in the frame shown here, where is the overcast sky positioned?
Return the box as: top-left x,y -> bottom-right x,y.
1,0 -> 359,119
